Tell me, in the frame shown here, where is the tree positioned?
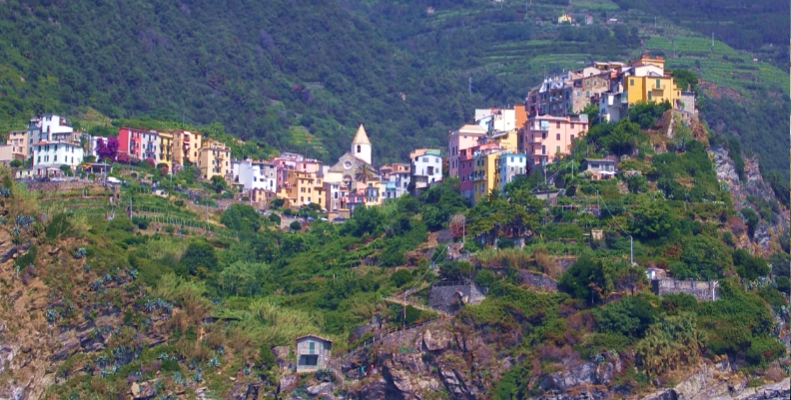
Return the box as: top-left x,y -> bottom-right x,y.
96,137 -> 119,161
221,203 -> 263,233
180,240 -> 218,276
630,199 -> 677,242
354,164 -> 375,184
9,159 -> 23,168
558,253 -> 607,305
290,220 -> 302,231
594,295 -> 657,339
144,157 -> 156,168
669,69 -> 698,92
59,164 -> 72,176
210,175 -> 228,193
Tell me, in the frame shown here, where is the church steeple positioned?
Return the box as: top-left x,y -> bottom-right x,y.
351,124 -> 372,165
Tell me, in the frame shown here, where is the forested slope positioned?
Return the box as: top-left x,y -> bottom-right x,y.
0,0 -> 479,162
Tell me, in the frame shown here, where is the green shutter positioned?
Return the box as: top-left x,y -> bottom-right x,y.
656,79 -> 660,88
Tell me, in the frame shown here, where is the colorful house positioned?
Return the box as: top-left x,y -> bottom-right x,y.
520,114 -> 589,167
197,139 -> 231,180
170,130 -> 203,168
157,131 -> 173,170
448,124 -> 487,178
498,152 -> 527,191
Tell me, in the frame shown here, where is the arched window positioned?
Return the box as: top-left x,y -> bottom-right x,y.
356,145 -> 361,153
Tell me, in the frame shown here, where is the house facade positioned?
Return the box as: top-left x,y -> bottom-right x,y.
411,150 -> 443,193
170,130 -> 203,168
32,140 -> 85,176
520,114 -> 589,166
6,130 -> 31,160
580,158 -> 617,180
197,140 -> 231,180
498,152 -> 527,191
157,131 -> 173,170
447,124 -> 486,177
295,335 -> 332,373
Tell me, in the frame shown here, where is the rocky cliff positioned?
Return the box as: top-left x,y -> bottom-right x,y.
710,144 -> 790,256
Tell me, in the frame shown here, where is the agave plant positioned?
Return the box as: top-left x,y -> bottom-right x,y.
83,264 -> 91,273
45,309 -> 59,323
192,371 -> 203,383
0,187 -> 10,198
73,248 -> 87,259
208,356 -> 220,368
158,353 -> 169,360
173,371 -> 183,384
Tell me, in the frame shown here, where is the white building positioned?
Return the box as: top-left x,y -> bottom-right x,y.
385,171 -> 410,200
475,108 -> 516,132
38,114 -> 74,141
498,152 -> 527,191
599,91 -> 628,123
411,150 -> 443,192
232,158 -> 277,192
32,140 -> 85,177
351,124 -> 372,165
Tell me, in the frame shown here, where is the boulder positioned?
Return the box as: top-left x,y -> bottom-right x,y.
228,381 -> 259,400
131,380 -> 157,400
278,375 -> 298,394
306,382 -> 332,397
353,378 -> 387,400
51,331 -> 80,361
422,329 -> 451,351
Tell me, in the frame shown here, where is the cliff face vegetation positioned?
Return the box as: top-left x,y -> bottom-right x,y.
0,107 -> 788,400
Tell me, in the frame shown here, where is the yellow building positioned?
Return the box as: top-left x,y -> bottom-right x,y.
625,55 -> 682,105
6,130 -> 30,159
171,130 -> 203,167
490,129 -> 519,153
157,131 -> 173,170
472,146 -> 503,204
558,13 -> 573,24
625,75 -> 682,105
197,140 -> 230,180
277,169 -> 325,208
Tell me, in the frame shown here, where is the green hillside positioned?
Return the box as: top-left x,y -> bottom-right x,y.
0,0 -> 787,184
0,0 -> 482,162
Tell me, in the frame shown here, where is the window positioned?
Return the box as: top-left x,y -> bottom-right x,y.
586,91 -> 590,97
541,145 -> 546,155
556,146 -> 560,154
356,145 -> 361,153
570,134 -> 575,140
630,79 -> 635,86
556,134 -> 560,140
648,92 -> 652,100
309,342 -> 315,355
656,79 -> 660,89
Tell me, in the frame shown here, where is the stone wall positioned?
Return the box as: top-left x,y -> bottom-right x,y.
428,282 -> 487,314
651,279 -> 718,301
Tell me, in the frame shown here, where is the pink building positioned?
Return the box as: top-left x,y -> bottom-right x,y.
448,124 -> 487,177
117,127 -> 157,161
519,114 -> 589,167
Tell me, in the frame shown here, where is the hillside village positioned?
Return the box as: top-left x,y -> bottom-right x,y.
0,49 -> 789,399
2,55 -> 693,221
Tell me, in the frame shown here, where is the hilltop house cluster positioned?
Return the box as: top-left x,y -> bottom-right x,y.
448,55 -> 695,203
0,55 -> 693,217
0,115 -> 443,220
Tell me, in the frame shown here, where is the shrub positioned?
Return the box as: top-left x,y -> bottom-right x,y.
290,221 -> 301,231
131,216 -> 149,229
45,213 -> 73,240
594,295 -> 657,339
745,337 -> 785,368
390,269 -> 412,287
259,344 -> 276,370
